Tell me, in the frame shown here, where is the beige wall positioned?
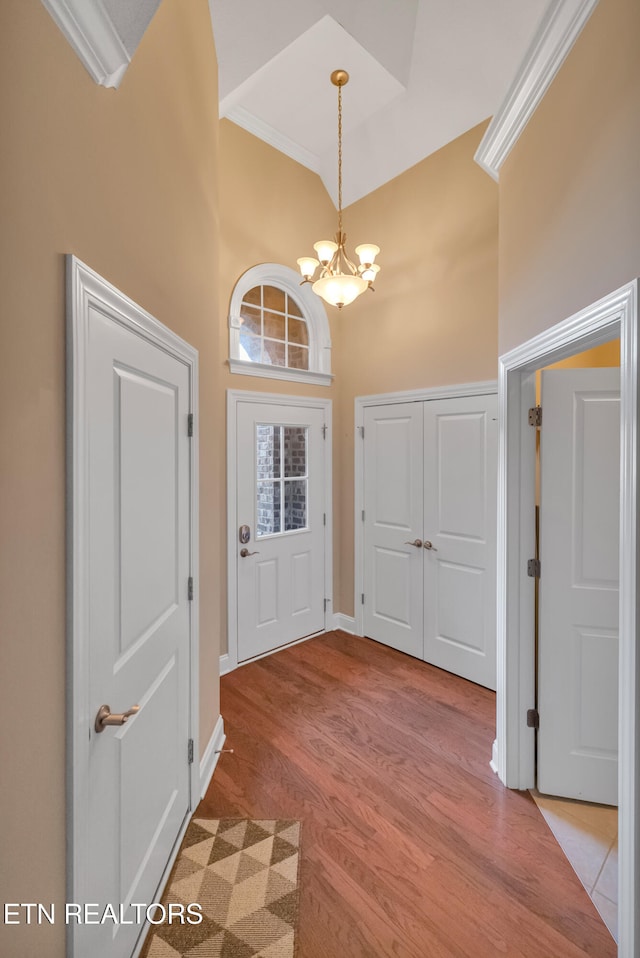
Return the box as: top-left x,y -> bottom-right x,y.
218,121 -> 498,624
0,2 -> 220,954
335,123 -> 499,615
499,0 -> 640,355
218,121 -> 338,652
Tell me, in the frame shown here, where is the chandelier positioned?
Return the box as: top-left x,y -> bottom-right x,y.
297,70 -> 380,309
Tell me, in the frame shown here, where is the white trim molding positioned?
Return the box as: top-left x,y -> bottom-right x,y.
497,280 -> 638,958
228,359 -> 332,388
219,653 -> 233,676
226,389 -> 333,670
228,263 -> 332,387
199,715 -> 226,799
333,613 -> 356,634
221,105 -> 321,176
475,0 -> 600,180
41,0 -> 130,89
354,380 -> 498,637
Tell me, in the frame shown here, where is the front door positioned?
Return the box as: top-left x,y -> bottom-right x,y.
538,367 -> 620,803
70,261 -> 193,958
236,399 -> 327,662
362,393 -> 497,689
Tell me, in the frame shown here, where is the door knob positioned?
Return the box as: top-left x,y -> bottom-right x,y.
404,539 -> 423,548
423,540 -> 438,551
95,704 -> 140,733
240,548 -> 259,558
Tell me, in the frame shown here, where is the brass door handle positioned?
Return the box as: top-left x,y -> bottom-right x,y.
95,704 -> 140,733
240,548 -> 260,558
404,539 -> 423,548
423,540 -> 438,551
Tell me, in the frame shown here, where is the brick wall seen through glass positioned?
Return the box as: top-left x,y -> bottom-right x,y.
256,424 -> 308,537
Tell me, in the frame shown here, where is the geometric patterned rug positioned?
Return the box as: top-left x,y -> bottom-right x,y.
144,819 -> 301,958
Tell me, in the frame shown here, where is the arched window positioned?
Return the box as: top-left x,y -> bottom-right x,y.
229,264 -> 332,386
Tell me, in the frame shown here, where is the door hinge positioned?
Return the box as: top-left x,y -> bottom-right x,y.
188,738 -> 194,764
361,593 -> 365,605
323,513 -> 326,526
324,598 -> 329,612
527,558 -> 541,578
188,576 -> 194,600
528,405 -> 542,427
322,423 -> 327,439
526,708 -> 540,730
361,509 -> 365,522
188,413 -> 194,437
359,425 -> 365,439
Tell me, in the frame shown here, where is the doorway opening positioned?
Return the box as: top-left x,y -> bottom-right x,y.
496,280 -> 638,956
531,341 -> 620,938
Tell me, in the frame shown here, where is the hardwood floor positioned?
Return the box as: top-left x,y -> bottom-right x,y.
199,631 -> 616,958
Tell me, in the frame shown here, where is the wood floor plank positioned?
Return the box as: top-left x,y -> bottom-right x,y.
199,632 -> 616,958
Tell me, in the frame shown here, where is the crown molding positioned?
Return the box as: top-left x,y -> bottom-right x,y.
221,104 -> 321,175
475,0 -> 600,181
41,0 -> 130,89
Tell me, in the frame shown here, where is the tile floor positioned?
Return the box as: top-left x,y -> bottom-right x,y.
530,789 -> 618,941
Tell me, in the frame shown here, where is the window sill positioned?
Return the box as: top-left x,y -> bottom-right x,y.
228,359 -> 333,387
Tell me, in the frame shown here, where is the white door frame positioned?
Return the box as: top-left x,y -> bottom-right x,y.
226,389 -> 333,673
354,380 -> 498,637
497,280 -> 638,957
66,256 -> 200,958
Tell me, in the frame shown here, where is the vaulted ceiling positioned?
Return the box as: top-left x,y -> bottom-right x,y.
209,0 -> 550,206
42,0 -> 551,205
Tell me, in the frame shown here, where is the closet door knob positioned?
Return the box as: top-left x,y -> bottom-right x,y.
404,539 -> 423,548
94,704 -> 140,733
423,540 -> 438,551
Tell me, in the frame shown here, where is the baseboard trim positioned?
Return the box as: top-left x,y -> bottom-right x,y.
333,613 -> 356,634
220,652 -> 235,676
199,714 -> 225,800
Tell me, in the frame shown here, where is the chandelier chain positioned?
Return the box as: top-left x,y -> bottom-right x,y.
295,69 -> 379,308
337,80 -> 343,234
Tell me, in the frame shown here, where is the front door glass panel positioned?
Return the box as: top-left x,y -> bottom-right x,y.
256,424 -> 308,537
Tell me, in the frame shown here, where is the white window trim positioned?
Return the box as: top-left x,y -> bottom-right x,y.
228,264 -> 333,386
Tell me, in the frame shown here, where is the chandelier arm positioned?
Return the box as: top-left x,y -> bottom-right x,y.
340,250 -> 359,276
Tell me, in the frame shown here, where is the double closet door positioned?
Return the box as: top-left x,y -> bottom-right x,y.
362,394 -> 497,690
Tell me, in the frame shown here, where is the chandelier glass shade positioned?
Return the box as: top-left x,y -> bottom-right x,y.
297,70 -> 380,310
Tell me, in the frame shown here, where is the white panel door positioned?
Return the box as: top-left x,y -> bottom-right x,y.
423,395 -> 498,689
538,368 -> 620,803
84,308 -> 191,958
362,394 -> 497,686
363,403 -> 424,657
237,401 -> 326,662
